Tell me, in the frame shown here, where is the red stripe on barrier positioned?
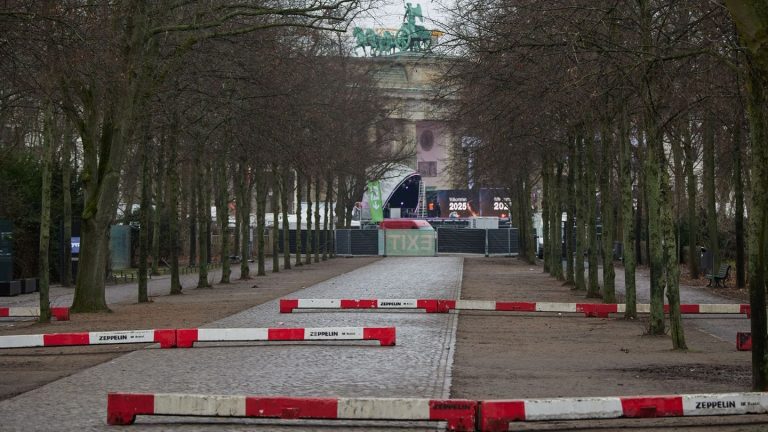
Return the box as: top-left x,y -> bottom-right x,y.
245,396 -> 338,419
741,304 -> 751,318
51,307 -> 70,321
0,308 -> 8,317
477,400 -> 526,432
363,327 -> 396,346
339,299 -> 378,309
417,299 -> 439,313
175,329 -> 199,348
495,302 -> 536,312
43,332 -> 89,346
153,329 -> 177,348
107,393 -> 155,425
268,328 -> 305,341
279,299 -> 298,313
429,399 -> 477,431
576,304 -> 618,318
438,300 -> 456,313
620,396 -> 683,418
737,332 -> 752,351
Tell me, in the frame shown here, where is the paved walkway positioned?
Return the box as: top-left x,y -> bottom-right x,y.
0,257 -> 462,431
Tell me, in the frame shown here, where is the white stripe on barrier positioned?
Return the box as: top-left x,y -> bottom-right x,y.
197,328 -> 269,341
682,393 -> 768,416
154,394 -> 246,417
698,304 -> 741,314
89,330 -> 155,345
525,397 -> 623,421
455,300 -> 496,310
297,299 -> 340,308
377,299 -> 418,308
536,302 -> 577,313
338,398 -> 430,420
7,307 -> 39,317
616,304 -> 626,313
305,327 -> 363,340
636,304 -> 651,313
0,334 -> 44,348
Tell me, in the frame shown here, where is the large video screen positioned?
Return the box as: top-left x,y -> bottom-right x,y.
431,189 -> 511,218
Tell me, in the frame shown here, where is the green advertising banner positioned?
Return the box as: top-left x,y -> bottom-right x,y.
368,180 -> 384,222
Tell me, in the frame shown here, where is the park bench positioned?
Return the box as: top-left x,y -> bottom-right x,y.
706,263 -> 731,288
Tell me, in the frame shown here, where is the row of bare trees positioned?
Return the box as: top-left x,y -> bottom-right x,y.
443,0 -> 768,387
1,2 -> 411,319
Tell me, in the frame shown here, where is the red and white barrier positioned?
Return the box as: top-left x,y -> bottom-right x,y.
107,393 -> 477,430
0,329 -> 176,349
478,392 -> 768,431
175,326 -> 396,348
280,298 -> 751,318
0,306 -> 70,321
737,332 -> 753,351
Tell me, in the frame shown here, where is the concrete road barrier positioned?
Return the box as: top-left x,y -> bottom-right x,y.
478,392 -> 768,431
0,306 -> 70,321
281,298 -> 751,318
176,326 -> 396,347
107,393 -> 476,430
0,329 -> 176,349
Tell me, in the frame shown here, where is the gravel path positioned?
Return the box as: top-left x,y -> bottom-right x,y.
0,257 -> 462,431
612,266 -> 750,344
1,262 -> 267,308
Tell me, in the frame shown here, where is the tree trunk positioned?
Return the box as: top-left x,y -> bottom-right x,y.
552,161 -> 565,280
272,171 -> 280,273
215,154 -> 230,284
600,128 -> 616,303
323,174 -> 332,261
314,176 -> 321,263
61,121 -> 73,287
574,135 -> 586,291
280,167 -> 291,270
167,126 -> 182,295
541,161 -> 551,273
196,158 -> 210,288
256,170 -> 267,277
335,174 -> 346,228
565,137 -> 576,285
734,121 -> 746,288
662,139 -> 687,350
619,110 -> 637,319
683,122 -> 699,278
645,119 -> 665,335
295,171 -> 303,267
188,172 -> 197,268
586,134 -> 600,298
521,177 -> 537,263
38,104 -> 55,322
239,163 -> 253,279
305,175 -> 313,265
70,112 -> 124,313
138,118 -> 151,302
703,113 -> 719,276
151,143 -> 164,276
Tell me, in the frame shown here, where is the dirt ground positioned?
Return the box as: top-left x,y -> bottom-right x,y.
451,257 -> 768,431
0,257 -> 379,401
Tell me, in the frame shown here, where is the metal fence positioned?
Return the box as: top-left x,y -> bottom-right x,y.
335,228 -> 519,256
